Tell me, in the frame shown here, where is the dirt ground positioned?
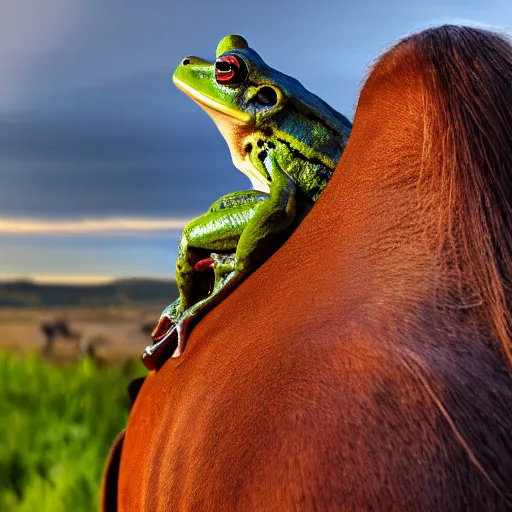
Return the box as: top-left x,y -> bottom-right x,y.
0,304 -> 169,363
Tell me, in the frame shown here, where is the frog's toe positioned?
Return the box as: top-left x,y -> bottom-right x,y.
151,315 -> 174,342
170,320 -> 190,359
141,314 -> 180,371
141,314 -> 193,369
142,327 -> 178,371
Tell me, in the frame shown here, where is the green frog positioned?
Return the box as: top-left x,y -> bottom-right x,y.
142,35 -> 352,370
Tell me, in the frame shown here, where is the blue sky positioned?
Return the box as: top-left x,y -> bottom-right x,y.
1,0 -> 511,282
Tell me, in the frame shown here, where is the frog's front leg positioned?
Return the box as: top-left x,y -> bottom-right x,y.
176,189 -> 268,310
172,152 -> 298,357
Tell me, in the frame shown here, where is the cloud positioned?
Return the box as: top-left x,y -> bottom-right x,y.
0,217 -> 191,235
0,90 -> 247,219
17,275 -> 124,285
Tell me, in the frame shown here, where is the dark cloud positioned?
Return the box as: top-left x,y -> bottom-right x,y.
0,67 -> 252,217
1,0 -> 507,221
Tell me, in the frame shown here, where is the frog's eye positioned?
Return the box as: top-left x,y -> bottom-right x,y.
215,55 -> 247,85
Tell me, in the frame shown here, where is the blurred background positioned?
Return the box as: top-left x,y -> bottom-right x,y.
0,0 -> 510,510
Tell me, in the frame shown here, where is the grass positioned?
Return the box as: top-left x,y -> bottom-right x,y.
0,351 -> 146,511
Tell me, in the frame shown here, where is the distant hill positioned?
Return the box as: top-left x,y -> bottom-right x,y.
0,279 -> 178,308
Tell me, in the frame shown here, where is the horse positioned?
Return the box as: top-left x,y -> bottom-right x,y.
103,25 -> 512,510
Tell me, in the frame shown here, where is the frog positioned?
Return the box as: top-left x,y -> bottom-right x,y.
142,35 -> 352,370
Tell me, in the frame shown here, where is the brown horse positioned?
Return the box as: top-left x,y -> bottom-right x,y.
103,25 -> 512,511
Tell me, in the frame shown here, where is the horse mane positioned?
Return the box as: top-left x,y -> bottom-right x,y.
372,26 -> 512,370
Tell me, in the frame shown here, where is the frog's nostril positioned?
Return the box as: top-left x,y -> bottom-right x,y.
182,59 -> 190,66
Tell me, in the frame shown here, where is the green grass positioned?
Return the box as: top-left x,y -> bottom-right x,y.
0,351 -> 146,511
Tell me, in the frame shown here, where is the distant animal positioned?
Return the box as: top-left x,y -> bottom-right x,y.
40,319 -> 102,359
103,25 -> 512,511
40,319 -> 77,355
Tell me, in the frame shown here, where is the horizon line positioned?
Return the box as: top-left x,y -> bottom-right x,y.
0,275 -> 176,285
0,217 -> 193,235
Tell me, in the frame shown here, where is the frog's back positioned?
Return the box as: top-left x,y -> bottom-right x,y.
263,62 -> 352,200
270,105 -> 349,201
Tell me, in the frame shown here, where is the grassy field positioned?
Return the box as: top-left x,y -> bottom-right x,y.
0,351 -> 146,511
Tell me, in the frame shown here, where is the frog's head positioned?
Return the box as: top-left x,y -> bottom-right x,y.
173,35 -> 351,193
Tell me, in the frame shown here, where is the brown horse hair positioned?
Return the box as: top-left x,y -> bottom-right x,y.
374,26 -> 512,371
399,347 -> 506,500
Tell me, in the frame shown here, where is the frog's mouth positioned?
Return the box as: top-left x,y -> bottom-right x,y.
173,77 -> 251,123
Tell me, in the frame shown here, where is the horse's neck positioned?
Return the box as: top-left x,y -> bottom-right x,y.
292,97 -> 428,306
280,78 -> 490,353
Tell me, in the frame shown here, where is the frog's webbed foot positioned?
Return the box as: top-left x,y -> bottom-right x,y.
141,300 -> 182,370
141,253 -> 242,370
170,255 -> 242,357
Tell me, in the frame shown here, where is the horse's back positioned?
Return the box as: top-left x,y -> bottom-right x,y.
117,301 -> 509,511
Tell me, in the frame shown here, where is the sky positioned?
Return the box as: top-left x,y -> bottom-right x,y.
1,0 -> 511,282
